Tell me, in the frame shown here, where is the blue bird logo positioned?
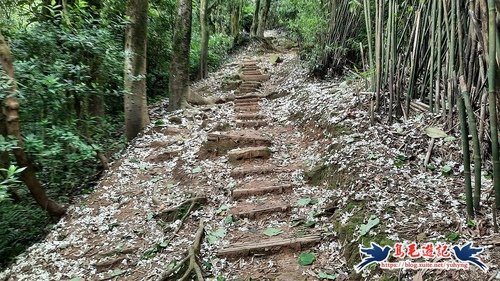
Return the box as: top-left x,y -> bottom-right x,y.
355,242 -> 392,273
452,243 -> 488,272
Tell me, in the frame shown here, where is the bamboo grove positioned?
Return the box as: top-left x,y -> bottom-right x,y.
357,0 -> 500,223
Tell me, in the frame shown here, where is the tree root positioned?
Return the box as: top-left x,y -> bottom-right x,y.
156,196 -> 207,222
160,220 -> 205,281
187,90 -> 283,106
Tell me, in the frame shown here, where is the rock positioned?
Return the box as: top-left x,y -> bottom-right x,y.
270,54 -> 283,65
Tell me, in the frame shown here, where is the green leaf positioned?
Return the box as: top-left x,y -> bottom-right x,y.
304,220 -> 316,228
216,277 -> 226,281
207,228 -> 227,244
70,278 -> 83,281
142,247 -> 158,259
467,219 -> 476,228
262,227 -> 283,237
166,260 -> 177,271
291,218 -> 305,227
444,136 -> 456,142
297,198 -> 312,206
359,215 -> 380,236
424,127 -> 448,138
217,204 -> 230,214
446,231 -> 460,241
318,272 -> 338,280
441,165 -> 453,176
192,167 -> 203,174
298,252 -> 316,266
270,54 -> 282,64
109,269 -> 124,278
223,215 -> 233,225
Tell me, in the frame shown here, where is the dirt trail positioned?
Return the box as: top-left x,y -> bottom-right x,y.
206,59 -> 325,280
1,35 -> 499,281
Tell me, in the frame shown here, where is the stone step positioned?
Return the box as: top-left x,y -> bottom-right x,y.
239,88 -> 259,94
239,84 -> 261,90
242,67 -> 259,71
235,105 -> 260,113
231,165 -> 288,178
228,146 -> 271,163
241,81 -> 262,86
230,202 -> 291,220
241,71 -> 262,76
234,93 -> 264,100
232,184 -> 294,199
241,74 -> 270,82
236,113 -> 266,120
203,131 -> 272,156
242,60 -> 258,65
234,99 -> 260,105
236,120 -> 267,128
234,99 -> 261,105
217,234 -> 321,258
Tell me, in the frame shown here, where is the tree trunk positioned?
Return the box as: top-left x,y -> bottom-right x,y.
124,0 -> 150,141
251,0 -> 261,36
231,1 -> 243,42
256,0 -> 270,37
0,32 -> 66,218
168,0 -> 192,111
199,0 -> 209,79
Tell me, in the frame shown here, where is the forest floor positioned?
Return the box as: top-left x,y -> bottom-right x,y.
1,32 -> 500,281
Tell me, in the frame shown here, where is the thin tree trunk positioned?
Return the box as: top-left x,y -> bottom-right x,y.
487,0 -> 500,210
251,0 -> 261,36
257,0 -> 271,37
0,32 -> 66,217
124,0 -> 150,141
199,0 -> 209,79
168,0 -> 193,111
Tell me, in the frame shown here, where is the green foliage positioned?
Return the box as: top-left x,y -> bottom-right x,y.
0,165 -> 26,202
0,200 -> 51,267
190,33 -> 233,80
0,2 -> 126,267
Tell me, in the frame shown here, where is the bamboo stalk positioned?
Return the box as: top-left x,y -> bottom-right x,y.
460,76 -> 482,212
487,0 -> 500,210
458,91 -> 474,218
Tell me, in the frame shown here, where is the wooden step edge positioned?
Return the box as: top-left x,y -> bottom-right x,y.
234,98 -> 262,106
231,204 -> 291,220
228,146 -> 271,162
230,166 -> 286,178
241,74 -> 271,82
234,93 -> 265,100
236,120 -> 267,128
217,234 -> 322,258
234,107 -> 260,113
236,114 -> 266,120
231,184 -> 294,199
206,133 -> 272,145
234,101 -> 260,107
